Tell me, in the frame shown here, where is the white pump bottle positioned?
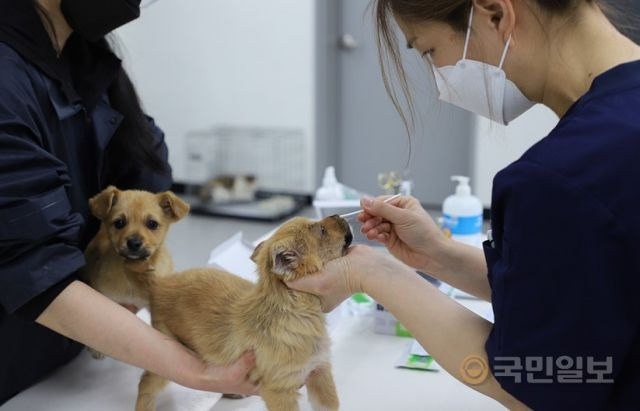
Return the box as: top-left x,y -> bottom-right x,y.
442,176 -> 483,248
315,166 -> 345,201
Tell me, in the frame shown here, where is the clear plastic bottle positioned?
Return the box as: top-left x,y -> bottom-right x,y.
442,176 -> 483,248
315,166 -> 344,201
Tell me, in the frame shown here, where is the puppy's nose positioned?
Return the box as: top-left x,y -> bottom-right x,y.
345,231 -> 353,246
127,237 -> 143,252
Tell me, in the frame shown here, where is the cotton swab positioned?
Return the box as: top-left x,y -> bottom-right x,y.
339,194 -> 402,219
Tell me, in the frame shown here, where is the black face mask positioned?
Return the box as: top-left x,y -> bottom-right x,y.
61,0 -> 142,42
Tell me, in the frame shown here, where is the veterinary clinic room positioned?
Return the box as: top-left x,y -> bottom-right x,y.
2,0 -> 640,410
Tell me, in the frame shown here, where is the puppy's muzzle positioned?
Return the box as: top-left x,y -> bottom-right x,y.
127,237 -> 143,252
119,236 -> 150,260
344,230 -> 353,247
332,215 -> 353,251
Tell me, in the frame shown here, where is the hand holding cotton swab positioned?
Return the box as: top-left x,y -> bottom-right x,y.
340,194 -> 401,219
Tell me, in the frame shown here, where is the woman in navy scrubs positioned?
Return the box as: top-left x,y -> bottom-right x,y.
0,0 -> 255,403
288,0 -> 640,409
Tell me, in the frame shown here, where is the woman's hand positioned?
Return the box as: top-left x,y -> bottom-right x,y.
194,351 -> 259,395
358,195 -> 448,273
116,303 -> 257,394
286,245 -> 401,312
37,281 -> 260,396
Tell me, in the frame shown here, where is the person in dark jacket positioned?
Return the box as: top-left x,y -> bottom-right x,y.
0,0 -> 256,404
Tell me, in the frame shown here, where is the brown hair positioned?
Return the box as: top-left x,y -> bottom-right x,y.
374,0 -> 619,131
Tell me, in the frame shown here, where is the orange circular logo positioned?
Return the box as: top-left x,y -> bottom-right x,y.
460,355 -> 489,385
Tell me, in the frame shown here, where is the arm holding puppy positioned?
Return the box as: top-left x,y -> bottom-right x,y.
36,280 -> 258,395
284,194 -> 490,309
357,195 -> 491,301
286,245 -> 524,409
285,196 -> 525,409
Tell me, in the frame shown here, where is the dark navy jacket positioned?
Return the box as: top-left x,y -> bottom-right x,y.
484,61 -> 640,410
0,41 -> 172,402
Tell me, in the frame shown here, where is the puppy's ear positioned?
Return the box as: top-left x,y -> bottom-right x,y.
158,191 -> 190,221
270,244 -> 301,276
251,241 -> 265,263
89,186 -> 119,220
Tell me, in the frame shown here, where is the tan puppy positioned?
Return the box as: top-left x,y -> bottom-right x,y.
81,186 -> 190,310
136,215 -> 353,411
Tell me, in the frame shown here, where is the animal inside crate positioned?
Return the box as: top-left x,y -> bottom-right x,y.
186,126 -> 308,193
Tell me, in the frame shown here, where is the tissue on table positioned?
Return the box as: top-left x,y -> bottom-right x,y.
207,232 -> 258,282
396,339 -> 439,371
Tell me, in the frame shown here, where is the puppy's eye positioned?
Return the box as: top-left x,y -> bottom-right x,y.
113,218 -> 126,230
320,226 -> 327,236
146,220 -> 159,230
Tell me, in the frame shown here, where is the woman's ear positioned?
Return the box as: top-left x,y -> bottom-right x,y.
474,0 -> 516,42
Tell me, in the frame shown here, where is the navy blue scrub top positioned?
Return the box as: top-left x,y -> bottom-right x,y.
484,60 -> 640,410
0,41 -> 172,402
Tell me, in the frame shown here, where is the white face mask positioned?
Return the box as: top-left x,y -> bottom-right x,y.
431,7 -> 535,125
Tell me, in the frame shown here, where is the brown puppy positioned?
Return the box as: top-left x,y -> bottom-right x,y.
136,215 -> 352,411
81,186 -> 190,310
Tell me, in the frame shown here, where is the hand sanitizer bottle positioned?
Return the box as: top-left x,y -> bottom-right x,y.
442,176 -> 483,248
315,166 -> 344,201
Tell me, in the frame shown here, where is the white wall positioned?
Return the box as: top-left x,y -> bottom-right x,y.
471,104 -> 559,206
116,0 -> 316,188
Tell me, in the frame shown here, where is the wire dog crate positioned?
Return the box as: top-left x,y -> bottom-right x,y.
186,126 -> 309,192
